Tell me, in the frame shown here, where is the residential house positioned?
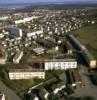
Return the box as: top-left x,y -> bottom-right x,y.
51,82 -> 66,94
39,88 -> 49,100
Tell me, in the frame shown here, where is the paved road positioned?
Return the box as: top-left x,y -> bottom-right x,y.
28,77 -> 57,93
0,80 -> 21,100
72,66 -> 97,99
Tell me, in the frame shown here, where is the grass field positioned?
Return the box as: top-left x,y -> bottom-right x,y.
0,69 -> 35,93
0,51 -> 37,94
69,24 -> 97,58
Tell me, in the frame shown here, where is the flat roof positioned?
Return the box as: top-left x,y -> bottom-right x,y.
33,47 -> 45,54
13,51 -> 23,60
9,68 -> 45,73
45,59 -> 76,62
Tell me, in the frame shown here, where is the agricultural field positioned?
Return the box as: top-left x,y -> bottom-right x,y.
69,24 -> 97,59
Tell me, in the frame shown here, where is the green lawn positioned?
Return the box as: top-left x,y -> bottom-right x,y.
0,69 -> 35,94
69,24 -> 97,58
0,51 -> 36,94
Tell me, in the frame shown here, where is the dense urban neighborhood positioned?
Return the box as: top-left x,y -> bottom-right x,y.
0,3 -> 97,100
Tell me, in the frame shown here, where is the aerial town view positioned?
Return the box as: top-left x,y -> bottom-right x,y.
0,0 -> 97,100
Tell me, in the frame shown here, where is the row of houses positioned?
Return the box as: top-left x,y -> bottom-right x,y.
31,76 -> 66,100
26,30 -> 43,38
0,47 -> 23,64
36,38 -> 56,49
30,69 -> 82,100
38,81 -> 66,100
0,16 -> 9,21
14,16 -> 40,24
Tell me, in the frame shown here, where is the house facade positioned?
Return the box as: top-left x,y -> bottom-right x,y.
9,69 -> 45,80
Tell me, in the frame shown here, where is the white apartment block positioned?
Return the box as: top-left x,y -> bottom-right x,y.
0,94 -> 6,100
18,29 -> 23,37
27,30 -> 43,38
15,16 -> 39,24
13,51 -> 23,64
0,16 -> 9,21
9,69 -> 45,80
0,57 -> 7,64
45,59 -> 77,70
